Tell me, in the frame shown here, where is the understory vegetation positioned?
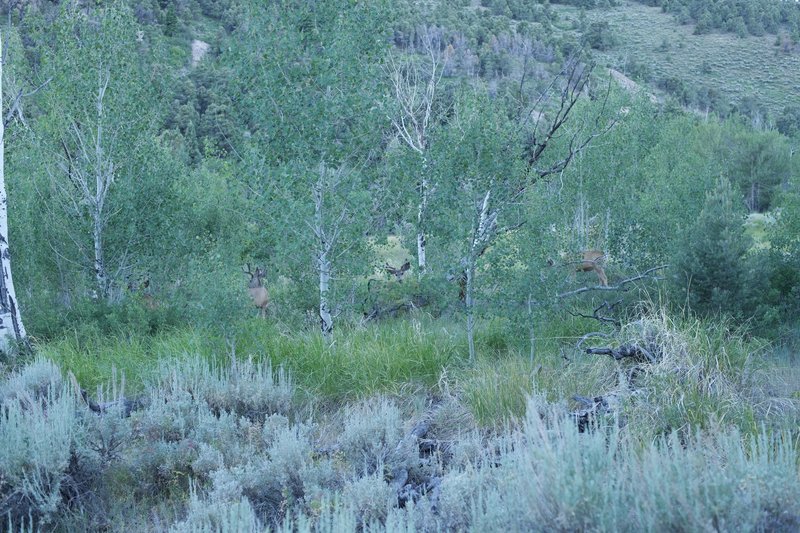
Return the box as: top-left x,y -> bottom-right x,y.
0,0 -> 799,530
3,312 -> 799,531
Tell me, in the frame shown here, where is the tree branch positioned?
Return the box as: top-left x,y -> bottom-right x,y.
557,265 -> 667,299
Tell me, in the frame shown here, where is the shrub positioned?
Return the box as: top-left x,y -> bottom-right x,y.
337,399 -> 405,473
341,473 -> 395,526
0,385 -> 76,526
153,355 -> 295,420
170,486 -> 264,533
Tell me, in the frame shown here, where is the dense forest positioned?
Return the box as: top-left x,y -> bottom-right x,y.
0,0 -> 798,531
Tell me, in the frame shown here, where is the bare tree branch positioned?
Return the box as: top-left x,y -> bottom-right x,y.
568,299 -> 623,328
557,265 -> 667,299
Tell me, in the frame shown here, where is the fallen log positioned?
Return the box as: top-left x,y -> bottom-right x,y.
585,343 -> 655,364
70,372 -> 145,417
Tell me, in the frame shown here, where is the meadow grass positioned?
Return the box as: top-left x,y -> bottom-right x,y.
36,317 -> 464,400
554,1 -> 800,115
32,306 -> 795,435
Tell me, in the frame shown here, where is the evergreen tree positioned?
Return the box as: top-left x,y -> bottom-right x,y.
674,176 -> 751,317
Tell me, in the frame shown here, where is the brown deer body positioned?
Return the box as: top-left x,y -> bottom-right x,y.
578,250 -> 608,287
243,265 -> 270,317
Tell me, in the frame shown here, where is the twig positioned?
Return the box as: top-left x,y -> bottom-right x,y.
568,299 -> 623,327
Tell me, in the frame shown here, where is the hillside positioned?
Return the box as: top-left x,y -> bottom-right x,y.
573,1 -> 800,119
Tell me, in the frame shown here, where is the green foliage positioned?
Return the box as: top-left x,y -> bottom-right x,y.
635,0 -> 800,38
777,105 -> 800,138
460,356 -> 535,427
673,176 -> 751,318
582,20 -> 618,50
27,296 -> 183,342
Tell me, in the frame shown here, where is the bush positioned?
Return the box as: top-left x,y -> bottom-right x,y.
466,400 -> 800,532
583,21 -> 618,50
26,296 -> 184,343
0,380 -> 75,526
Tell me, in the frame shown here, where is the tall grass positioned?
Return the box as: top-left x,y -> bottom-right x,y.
37,318 -> 464,400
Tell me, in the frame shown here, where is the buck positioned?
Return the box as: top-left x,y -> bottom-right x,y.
243,264 -> 270,317
384,260 -> 411,282
577,250 -> 608,287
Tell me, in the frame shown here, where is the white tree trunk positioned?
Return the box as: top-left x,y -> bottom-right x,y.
92,69 -> 110,300
313,169 -> 335,339
93,218 -> 107,300
464,189 -> 497,363
318,249 -> 333,339
527,293 -> 535,364
0,35 -> 27,351
416,172 -> 428,276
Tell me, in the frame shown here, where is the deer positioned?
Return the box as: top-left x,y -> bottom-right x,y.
384,260 -> 411,282
577,250 -> 608,287
243,264 -> 270,317
127,277 -> 159,309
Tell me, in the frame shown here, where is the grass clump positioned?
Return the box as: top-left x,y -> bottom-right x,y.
615,312 -> 778,439
459,356 -> 535,428
237,318 -> 461,399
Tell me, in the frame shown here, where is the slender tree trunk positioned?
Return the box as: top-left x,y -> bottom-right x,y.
0,35 -> 27,351
749,181 -> 758,212
416,172 -> 428,277
93,68 -> 110,300
92,217 -> 107,300
465,190 -> 495,363
465,258 -> 476,363
318,249 -> 333,339
527,293 -> 535,364
313,173 -> 334,339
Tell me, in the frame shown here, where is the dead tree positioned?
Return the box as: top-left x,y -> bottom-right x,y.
49,67 -> 118,301
387,28 -> 447,278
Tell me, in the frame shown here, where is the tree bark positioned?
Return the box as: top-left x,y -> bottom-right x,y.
318,249 -> 333,339
527,293 -> 536,364
465,189 -> 496,363
0,34 -> 27,351
416,165 -> 428,277
313,170 -> 335,339
93,217 -> 107,300
465,257 -> 476,363
92,69 -> 111,300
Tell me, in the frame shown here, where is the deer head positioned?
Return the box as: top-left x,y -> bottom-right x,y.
243,264 -> 270,317
384,260 -> 411,282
